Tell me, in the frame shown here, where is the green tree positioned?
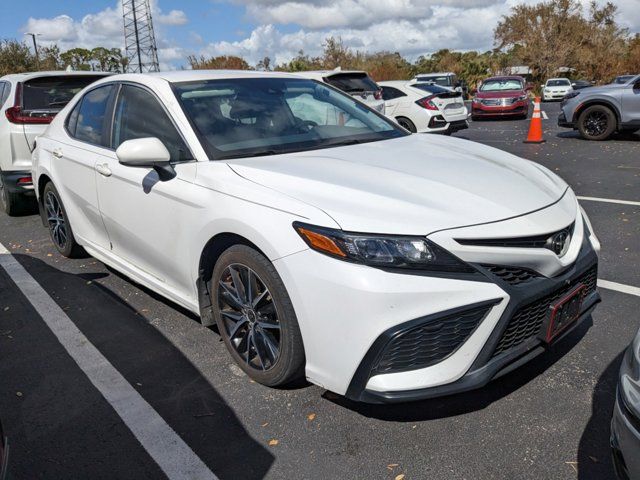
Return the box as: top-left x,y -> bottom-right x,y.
60,48 -> 93,71
0,39 -> 35,76
188,55 -> 252,70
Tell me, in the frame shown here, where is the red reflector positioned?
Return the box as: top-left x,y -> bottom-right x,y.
5,106 -> 54,125
17,176 -> 33,185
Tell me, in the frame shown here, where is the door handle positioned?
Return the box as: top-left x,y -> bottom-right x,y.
95,163 -> 112,177
52,148 -> 63,158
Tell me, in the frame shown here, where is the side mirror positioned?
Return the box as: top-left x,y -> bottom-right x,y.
525,83 -> 534,91
116,137 -> 176,181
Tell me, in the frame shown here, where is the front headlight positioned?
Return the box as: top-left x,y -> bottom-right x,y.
564,91 -> 580,100
472,96 -> 481,104
294,222 -> 474,272
516,95 -> 528,101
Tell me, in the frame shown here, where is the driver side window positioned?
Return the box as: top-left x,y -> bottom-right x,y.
112,84 -> 193,162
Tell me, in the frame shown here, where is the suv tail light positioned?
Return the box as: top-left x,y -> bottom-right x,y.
4,83 -> 54,125
415,95 -> 439,111
374,89 -> 383,101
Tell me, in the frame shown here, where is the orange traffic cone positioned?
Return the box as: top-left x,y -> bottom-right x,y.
524,96 -> 545,144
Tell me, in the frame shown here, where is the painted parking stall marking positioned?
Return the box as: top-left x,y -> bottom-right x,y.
598,279 -> 640,298
0,242 -> 219,480
577,196 -> 640,207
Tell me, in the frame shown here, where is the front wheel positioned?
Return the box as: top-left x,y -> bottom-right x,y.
211,245 -> 305,387
42,182 -> 84,257
577,105 -> 616,141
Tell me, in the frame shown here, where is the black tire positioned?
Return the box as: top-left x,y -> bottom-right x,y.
396,116 -> 417,133
211,244 -> 305,387
42,182 -> 84,258
577,105 -> 616,141
0,173 -> 28,216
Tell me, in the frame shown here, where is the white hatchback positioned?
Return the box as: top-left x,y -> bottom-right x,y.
0,71 -> 110,214
32,70 -> 600,403
379,81 -> 468,134
542,78 -> 573,101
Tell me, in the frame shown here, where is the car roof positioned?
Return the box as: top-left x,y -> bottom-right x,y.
378,80 -> 410,87
293,70 -> 369,81
546,78 -> 571,82
0,71 -> 113,82
415,72 -> 455,77
124,70 -> 312,83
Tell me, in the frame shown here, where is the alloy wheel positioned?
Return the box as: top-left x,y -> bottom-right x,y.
583,111 -> 608,137
217,263 -> 281,371
45,191 -> 68,249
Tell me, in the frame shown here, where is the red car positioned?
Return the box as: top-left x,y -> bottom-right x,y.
471,76 -> 531,120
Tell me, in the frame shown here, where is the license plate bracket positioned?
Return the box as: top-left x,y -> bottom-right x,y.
541,284 -> 586,343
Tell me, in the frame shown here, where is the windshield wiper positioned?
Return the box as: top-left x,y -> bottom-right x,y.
218,149 -> 281,160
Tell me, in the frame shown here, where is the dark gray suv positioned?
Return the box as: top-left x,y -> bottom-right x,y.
558,74 -> 640,140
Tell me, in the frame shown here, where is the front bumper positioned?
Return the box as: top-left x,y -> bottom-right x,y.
471,101 -> 529,117
347,236 -> 599,403
558,110 -> 575,129
611,346 -> 640,480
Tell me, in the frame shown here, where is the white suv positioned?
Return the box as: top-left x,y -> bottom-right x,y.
0,71 -> 110,214
295,69 -> 385,114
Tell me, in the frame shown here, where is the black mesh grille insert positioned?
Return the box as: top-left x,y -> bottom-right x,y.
483,265 -> 541,286
372,304 -> 493,375
492,265 -> 598,357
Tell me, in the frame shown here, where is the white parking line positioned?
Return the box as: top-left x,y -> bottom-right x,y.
0,243 -> 218,480
598,279 -> 640,298
577,196 -> 640,207
541,111 -> 549,120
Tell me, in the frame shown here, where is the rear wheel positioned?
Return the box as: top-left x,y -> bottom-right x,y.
43,182 -> 84,258
577,105 -> 616,141
396,116 -> 417,133
211,245 -> 305,387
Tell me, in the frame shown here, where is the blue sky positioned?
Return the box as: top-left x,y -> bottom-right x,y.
1,0 -> 639,70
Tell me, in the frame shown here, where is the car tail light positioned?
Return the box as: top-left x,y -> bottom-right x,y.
374,89 -> 383,101
415,95 -> 439,111
4,83 -> 54,125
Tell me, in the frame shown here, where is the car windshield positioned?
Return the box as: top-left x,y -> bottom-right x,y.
415,76 -> 452,87
546,79 -> 571,87
173,77 -> 404,160
411,83 -> 453,95
22,75 -> 107,112
479,79 -> 523,91
324,73 -> 379,93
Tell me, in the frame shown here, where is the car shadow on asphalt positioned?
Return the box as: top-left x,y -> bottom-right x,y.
11,254 -> 275,480
576,351 -> 623,480
326,318 -> 593,422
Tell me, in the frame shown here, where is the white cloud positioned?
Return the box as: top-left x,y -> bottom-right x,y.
20,1 -> 188,66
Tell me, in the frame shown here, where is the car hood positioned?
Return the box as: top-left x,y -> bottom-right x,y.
475,90 -> 525,98
226,134 -> 568,235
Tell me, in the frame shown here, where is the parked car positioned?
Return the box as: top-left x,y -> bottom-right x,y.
471,76 -> 530,120
559,74 -> 640,140
542,78 -> 573,101
295,69 -> 385,114
413,72 -> 469,98
379,81 -> 468,134
0,71 -> 111,215
611,327 -> 640,480
33,70 -> 600,403
571,79 -> 594,90
612,75 -> 636,85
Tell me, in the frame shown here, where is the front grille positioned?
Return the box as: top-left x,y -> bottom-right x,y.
456,223 -> 575,250
373,304 -> 493,375
480,98 -> 502,106
492,265 -> 598,357
483,265 -> 541,286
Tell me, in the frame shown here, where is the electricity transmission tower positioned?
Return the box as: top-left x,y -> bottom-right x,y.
122,0 -> 160,72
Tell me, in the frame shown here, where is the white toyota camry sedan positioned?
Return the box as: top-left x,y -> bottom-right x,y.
32,71 -> 601,403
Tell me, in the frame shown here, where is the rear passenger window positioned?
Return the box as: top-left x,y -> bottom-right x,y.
112,85 -> 192,162
74,85 -> 114,146
381,87 -> 406,101
0,82 -> 10,107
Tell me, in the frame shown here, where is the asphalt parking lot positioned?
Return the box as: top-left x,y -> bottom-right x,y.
1,101 -> 639,480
